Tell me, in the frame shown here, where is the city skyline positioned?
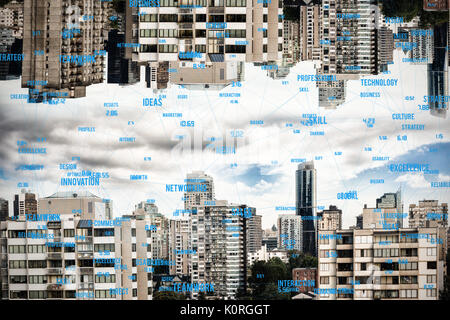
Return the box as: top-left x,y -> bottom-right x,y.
0,0 -> 449,302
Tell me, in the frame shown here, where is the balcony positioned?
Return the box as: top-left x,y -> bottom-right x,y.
77,252 -> 94,259
79,267 -> 94,274
179,23 -> 193,29
208,7 -> 224,14
47,268 -> 63,275
47,253 -> 63,259
47,284 -> 63,291
79,283 -> 94,290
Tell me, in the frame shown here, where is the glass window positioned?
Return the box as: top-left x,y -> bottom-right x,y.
9,260 -> 26,269
320,263 -> 329,271
64,229 -> 75,237
320,276 -> 329,284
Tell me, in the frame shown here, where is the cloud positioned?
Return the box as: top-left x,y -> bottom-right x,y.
395,173 -> 429,189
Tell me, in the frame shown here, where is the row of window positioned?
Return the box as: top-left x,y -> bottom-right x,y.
9,289 -> 142,299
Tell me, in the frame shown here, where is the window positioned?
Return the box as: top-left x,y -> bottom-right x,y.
64,246 -> 75,253
400,248 -> 417,257
159,44 -> 178,53
355,236 -> 373,244
10,275 -> 27,284
196,14 -> 206,22
140,14 -> 158,22
374,290 -> 399,299
195,29 -> 206,38
228,29 -> 246,38
94,244 -> 115,252
65,291 -> 76,298
29,275 -> 47,284
375,234 -> 399,243
65,260 -> 76,268
400,234 -> 417,243
380,276 -> 399,285
95,274 -> 116,283
226,0 -> 246,6
140,29 -> 158,37
320,263 -> 329,271
95,290 -> 116,299
427,261 -> 437,269
357,249 -> 373,257
159,14 -> 178,22
10,291 -> 27,299
400,289 -> 417,299
133,288 -> 137,297
64,229 -> 75,237
140,45 -> 158,53
29,291 -> 47,299
320,276 -> 329,285
8,245 -> 26,253
263,44 -> 267,53
226,14 -> 246,22
427,275 -> 436,283
225,45 -> 246,53
374,248 -> 398,257
426,289 -> 437,297
278,29 -> 282,37
360,263 -> 366,271
158,29 -> 178,38
400,276 -> 417,284
9,260 -> 26,269
94,228 -> 114,237
159,0 -> 178,6
427,248 -> 436,256
28,260 -> 47,268
399,262 -> 418,270
195,45 -> 206,53
8,230 -> 26,238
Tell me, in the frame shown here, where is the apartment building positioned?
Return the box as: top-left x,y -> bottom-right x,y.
0,213 -> 154,300
169,218 -> 190,276
14,189 -> 37,219
22,0 -> 110,101
409,28 -> 434,65
277,214 -> 302,251
0,198 -> 8,222
0,8 -> 14,27
362,191 -> 404,230
184,171 -> 215,210
409,200 -> 448,228
319,0 -> 378,76
189,200 -> 249,299
37,191 -> 112,220
246,214 -> 262,254
299,2 -> 320,61
317,227 -> 447,300
318,205 -> 342,231
283,19 -> 300,64
247,244 -> 288,265
130,0 -> 283,65
2,1 -> 23,38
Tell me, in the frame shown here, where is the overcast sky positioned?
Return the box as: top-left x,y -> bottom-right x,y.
0,49 -> 449,229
